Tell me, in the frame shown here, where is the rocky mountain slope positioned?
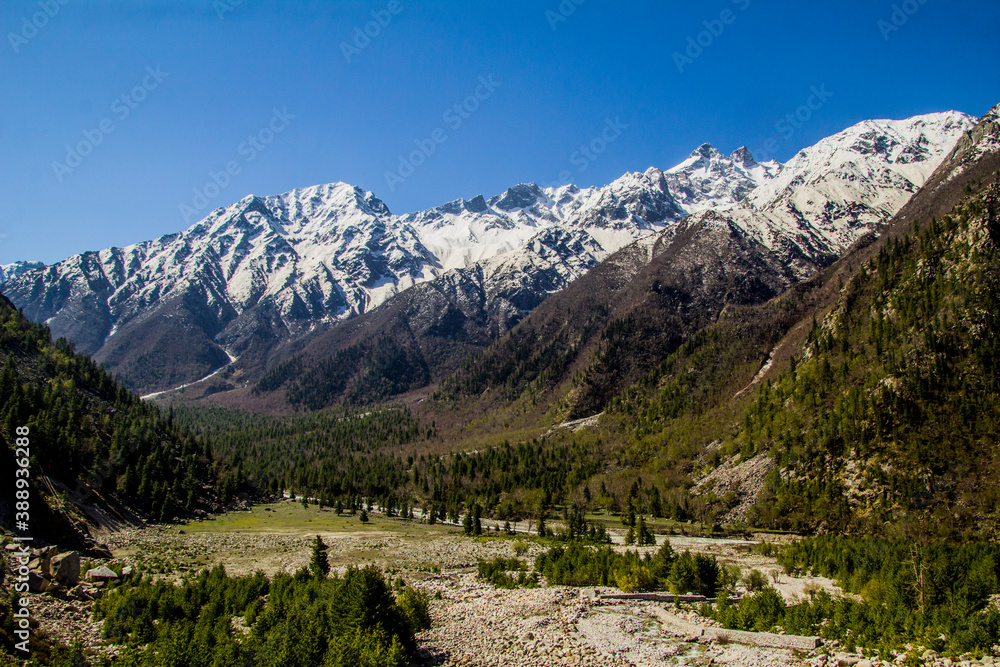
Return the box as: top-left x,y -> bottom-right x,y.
1,113 -> 974,398
0,293 -> 232,552
0,261 -> 45,283
602,102 -> 1000,536
428,112 -> 979,421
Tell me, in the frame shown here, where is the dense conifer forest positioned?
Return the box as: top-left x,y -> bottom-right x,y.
0,295 -> 229,545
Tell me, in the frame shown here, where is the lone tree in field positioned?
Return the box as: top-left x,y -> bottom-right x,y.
310,535 -> 329,578
638,517 -> 656,546
463,511 -> 473,535
359,509 -> 369,523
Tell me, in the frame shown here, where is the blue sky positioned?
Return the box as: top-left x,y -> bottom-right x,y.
1,0 -> 998,265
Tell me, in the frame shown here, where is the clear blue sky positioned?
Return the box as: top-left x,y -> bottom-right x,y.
1,0 -> 998,265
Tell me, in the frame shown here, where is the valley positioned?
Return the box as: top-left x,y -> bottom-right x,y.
4,503 -> 846,667
2,101 -> 999,667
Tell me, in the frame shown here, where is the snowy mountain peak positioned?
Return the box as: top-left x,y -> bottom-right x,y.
662,140 -> 780,213
730,146 -> 757,167
745,111 -> 977,214
0,261 -> 45,285
489,183 -> 546,212
693,142 -> 722,159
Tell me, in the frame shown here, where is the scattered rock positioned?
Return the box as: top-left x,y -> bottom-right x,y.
28,570 -> 48,592
28,556 -> 50,577
86,565 -> 119,583
51,551 -> 81,586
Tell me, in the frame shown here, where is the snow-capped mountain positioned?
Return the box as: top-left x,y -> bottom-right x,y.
0,110 -> 976,394
0,261 -> 45,284
679,112 -> 978,279
662,144 -> 782,213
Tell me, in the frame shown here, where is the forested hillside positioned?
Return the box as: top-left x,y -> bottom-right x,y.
0,294 -> 232,548
600,110 -> 1000,537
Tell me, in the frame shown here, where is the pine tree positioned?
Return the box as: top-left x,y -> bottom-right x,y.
638,517 -> 655,546
359,509 -> 369,523
310,535 -> 329,578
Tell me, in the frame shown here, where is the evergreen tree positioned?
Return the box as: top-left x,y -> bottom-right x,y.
638,517 -> 655,546
310,535 -> 330,578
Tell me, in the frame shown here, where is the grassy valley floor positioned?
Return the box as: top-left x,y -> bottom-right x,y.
66,502 -> 852,667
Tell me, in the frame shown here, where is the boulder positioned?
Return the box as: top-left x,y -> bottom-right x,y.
28,557 -> 50,577
51,551 -> 81,586
86,565 -> 119,584
27,571 -> 49,593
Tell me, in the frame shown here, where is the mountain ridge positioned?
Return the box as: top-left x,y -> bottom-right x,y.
1,111 -> 975,398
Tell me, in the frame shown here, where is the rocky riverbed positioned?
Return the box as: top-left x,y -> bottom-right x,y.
5,504 -> 999,666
